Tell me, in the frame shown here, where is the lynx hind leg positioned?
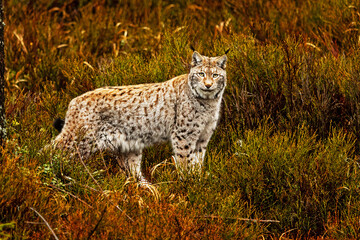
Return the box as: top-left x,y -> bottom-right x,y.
52,130 -> 97,160
122,151 -> 149,184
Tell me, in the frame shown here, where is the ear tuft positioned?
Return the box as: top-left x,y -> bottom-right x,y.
216,55 -> 227,69
192,51 -> 203,67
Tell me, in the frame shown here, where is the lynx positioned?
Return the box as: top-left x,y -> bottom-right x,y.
51,51 -> 227,182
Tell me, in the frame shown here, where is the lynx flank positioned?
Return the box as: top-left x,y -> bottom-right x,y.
52,51 -> 227,182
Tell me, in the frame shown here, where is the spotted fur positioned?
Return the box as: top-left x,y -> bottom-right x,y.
52,51 -> 227,182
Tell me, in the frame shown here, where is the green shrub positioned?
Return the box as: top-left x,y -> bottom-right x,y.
3,0 -> 360,238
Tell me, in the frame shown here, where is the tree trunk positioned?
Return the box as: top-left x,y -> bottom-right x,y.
0,0 -> 6,147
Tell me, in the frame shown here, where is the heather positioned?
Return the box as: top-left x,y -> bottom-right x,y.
1,1 -> 360,238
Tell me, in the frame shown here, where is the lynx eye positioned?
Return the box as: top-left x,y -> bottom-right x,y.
198,72 -> 205,77
212,73 -> 219,78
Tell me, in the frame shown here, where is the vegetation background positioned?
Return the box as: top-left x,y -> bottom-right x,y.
1,0 -> 360,239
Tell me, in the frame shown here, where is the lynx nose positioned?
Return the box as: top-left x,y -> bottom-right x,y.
205,82 -> 213,89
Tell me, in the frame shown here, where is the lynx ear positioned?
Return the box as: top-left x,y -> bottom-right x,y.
192,51 -> 203,67
216,55 -> 227,69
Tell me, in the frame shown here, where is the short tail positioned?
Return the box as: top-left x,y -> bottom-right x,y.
53,118 -> 65,132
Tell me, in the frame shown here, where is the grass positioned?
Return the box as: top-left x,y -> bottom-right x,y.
2,0 -> 360,239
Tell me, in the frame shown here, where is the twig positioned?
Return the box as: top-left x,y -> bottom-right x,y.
63,176 -> 101,193
75,146 -> 135,222
279,228 -> 297,239
47,184 -> 94,209
62,177 -> 131,216
29,207 -> 59,240
24,221 -> 45,225
151,181 -> 177,186
87,206 -> 107,240
195,215 -> 280,223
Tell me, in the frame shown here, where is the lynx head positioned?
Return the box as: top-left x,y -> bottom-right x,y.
188,51 -> 227,100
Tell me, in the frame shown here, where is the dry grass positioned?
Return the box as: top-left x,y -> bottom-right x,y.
2,0 -> 360,239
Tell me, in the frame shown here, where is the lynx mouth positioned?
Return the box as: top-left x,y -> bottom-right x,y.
196,87 -> 223,100
201,89 -> 214,92
200,87 -> 216,92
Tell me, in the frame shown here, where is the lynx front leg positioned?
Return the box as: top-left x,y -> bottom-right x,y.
194,119 -> 218,165
171,130 -> 203,173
